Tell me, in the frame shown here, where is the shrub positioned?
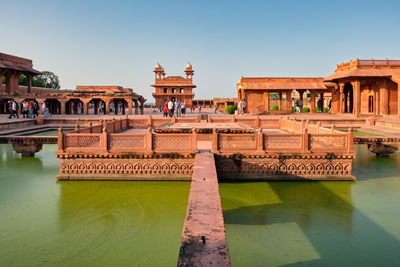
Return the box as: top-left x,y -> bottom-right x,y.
303,107 -> 310,112
271,105 -> 279,111
226,105 -> 237,114
323,107 -> 329,113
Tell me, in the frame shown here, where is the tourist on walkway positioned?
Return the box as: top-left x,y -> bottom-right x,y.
318,98 -> 323,112
291,98 -> 295,113
8,101 -> 19,119
198,105 -> 202,113
175,100 -> 181,116
168,99 -> 174,117
299,99 -> 303,113
214,106 -> 218,113
295,100 -> 300,113
238,100 -> 243,115
242,99 -> 247,115
22,101 -> 28,118
181,102 -> 186,115
33,101 -> 39,117
163,101 -> 169,117
28,101 -> 35,118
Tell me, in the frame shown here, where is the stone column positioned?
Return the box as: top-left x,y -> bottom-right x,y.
133,99 -> 139,115
128,99 -> 133,115
105,100 -> 110,115
83,100 -> 89,115
398,82 -> 400,118
339,83 -> 344,114
310,91 -> 316,113
379,80 -> 389,115
0,71 -> 3,93
60,100 -> 66,115
263,91 -> 269,113
140,100 -> 144,115
279,92 -> 283,110
352,81 -> 361,116
27,75 -> 32,94
286,91 -> 292,111
320,92 -> 325,112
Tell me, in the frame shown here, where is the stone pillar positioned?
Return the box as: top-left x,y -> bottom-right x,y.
398,83 -> 400,118
352,81 -> 361,116
379,80 -> 389,115
310,91 -> 316,113
279,92 -> 283,110
38,99 -> 44,115
320,92 -> 325,112
0,71 -> 3,93
27,75 -> 32,94
140,101 -> 144,115
128,99 -> 133,115
339,83 -> 344,114
286,91 -> 292,111
105,100 -> 110,115
60,100 -> 66,115
83,100 -> 89,115
134,99 -> 139,115
263,92 -> 269,112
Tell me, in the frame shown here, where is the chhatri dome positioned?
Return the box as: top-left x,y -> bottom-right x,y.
186,62 -> 192,69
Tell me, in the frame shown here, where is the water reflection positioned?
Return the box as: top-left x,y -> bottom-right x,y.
221,145 -> 400,266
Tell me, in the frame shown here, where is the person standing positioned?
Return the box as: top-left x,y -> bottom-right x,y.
163,101 -> 169,117
168,99 -> 174,117
199,105 -> 202,113
291,98 -> 295,113
238,100 -> 243,116
214,106 -> 218,113
175,100 -> 181,117
299,98 -> 303,113
242,99 -> 247,115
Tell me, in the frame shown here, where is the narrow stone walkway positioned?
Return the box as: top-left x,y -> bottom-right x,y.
178,152 -> 230,266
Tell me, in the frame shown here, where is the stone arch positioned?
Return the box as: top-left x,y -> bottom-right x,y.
66,99 -> 84,115
110,98 -> 128,115
45,98 -> 61,114
87,98 -> 106,115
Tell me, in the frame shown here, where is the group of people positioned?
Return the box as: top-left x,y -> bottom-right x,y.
8,100 -> 51,119
237,99 -> 247,115
291,97 -> 332,113
162,99 -> 187,117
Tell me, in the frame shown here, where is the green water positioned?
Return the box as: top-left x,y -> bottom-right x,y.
29,130 -> 70,136
0,144 -> 190,266
220,145 -> 400,266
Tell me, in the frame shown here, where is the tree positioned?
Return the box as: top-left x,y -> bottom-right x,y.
33,71 -> 60,89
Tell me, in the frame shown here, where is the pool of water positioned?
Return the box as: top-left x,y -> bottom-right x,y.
28,129 -> 71,136
0,144 -> 190,266
220,145 -> 400,266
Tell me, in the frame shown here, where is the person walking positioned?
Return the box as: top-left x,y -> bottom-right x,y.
299,99 -> 303,113
22,101 -> 28,118
214,106 -> 218,113
242,99 -> 247,115
198,105 -> 202,113
291,98 -> 295,113
8,101 -> 19,119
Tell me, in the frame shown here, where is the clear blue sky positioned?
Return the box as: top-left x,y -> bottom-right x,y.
1,0 -> 400,102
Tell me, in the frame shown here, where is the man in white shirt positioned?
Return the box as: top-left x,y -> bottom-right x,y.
168,99 -> 174,117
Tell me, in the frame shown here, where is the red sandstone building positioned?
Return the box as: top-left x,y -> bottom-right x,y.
238,59 -> 400,117
151,63 -> 196,107
0,52 -> 146,115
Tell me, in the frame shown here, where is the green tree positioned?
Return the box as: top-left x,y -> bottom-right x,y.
18,74 -> 28,86
32,71 -> 60,89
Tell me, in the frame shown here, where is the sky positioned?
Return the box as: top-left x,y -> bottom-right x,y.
1,0 -> 400,103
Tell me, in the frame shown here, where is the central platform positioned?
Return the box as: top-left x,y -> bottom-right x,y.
157,122 -> 252,130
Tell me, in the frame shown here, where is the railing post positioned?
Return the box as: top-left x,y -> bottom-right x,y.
74,123 -> 80,133
257,128 -> 264,153
172,116 -> 177,123
255,116 -> 260,128
317,121 -> 321,134
331,125 -> 335,134
146,127 -> 153,153
347,127 -> 354,152
191,128 -> 197,153
302,127 -> 309,153
212,127 -> 218,152
101,127 -> 108,153
89,122 -> 93,133
112,118 -> 116,133
147,115 -> 152,128
231,115 -> 235,123
57,127 -> 64,152
301,118 -> 304,132
120,118 -> 123,130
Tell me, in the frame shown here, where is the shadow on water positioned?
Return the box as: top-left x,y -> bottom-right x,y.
223,180 -> 400,266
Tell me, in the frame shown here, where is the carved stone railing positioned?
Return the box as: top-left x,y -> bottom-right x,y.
128,116 -> 202,129
57,127 -> 197,155
212,128 -> 353,154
